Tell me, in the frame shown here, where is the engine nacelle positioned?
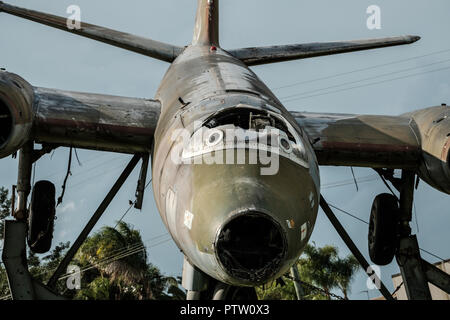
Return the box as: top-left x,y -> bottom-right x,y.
0,70 -> 34,159
410,105 -> 450,194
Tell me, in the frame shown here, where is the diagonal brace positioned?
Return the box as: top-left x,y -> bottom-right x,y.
47,154 -> 140,289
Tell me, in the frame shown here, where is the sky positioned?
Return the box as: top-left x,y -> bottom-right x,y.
0,0 -> 449,300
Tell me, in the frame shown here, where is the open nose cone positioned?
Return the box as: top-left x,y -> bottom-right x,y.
215,212 -> 287,284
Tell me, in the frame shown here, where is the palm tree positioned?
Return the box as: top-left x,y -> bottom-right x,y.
335,255 -> 360,299
75,221 -> 150,299
74,221 -> 185,300
296,243 -> 360,300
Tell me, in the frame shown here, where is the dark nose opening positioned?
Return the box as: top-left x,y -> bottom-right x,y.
216,212 -> 286,283
0,100 -> 12,147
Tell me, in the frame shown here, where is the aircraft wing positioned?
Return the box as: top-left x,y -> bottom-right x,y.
0,1 -> 183,62
0,71 -> 160,158
229,36 -> 420,66
291,111 -> 421,169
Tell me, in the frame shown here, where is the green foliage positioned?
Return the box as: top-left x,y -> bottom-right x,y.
297,243 -> 360,299
256,278 -> 297,300
257,243 -> 360,300
0,215 -> 185,300
73,221 -> 185,300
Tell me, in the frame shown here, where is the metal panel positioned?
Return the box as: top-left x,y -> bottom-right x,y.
33,87 -> 160,154
292,112 -> 421,168
229,36 -> 420,66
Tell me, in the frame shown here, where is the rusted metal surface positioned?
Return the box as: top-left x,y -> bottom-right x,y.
292,111 -> 421,168
192,0 -> 219,46
3,0 -> 446,293
228,36 -> 420,66
151,41 -> 320,285
0,1 -> 183,62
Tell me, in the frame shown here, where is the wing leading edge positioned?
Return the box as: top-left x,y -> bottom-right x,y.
291,111 -> 421,169
0,1 -> 183,62
229,36 -> 420,66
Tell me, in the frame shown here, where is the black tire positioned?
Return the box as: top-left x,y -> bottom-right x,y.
368,193 -> 399,266
27,180 -> 56,254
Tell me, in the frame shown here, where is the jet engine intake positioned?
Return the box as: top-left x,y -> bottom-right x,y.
0,71 -> 34,159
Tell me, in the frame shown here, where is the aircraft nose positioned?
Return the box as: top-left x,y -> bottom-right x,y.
216,211 -> 287,284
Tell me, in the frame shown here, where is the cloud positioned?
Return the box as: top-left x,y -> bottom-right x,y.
59,201 -> 76,213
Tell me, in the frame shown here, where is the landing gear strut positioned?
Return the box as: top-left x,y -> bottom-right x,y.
182,257 -> 258,300
2,147 -> 147,300
372,169 -> 450,300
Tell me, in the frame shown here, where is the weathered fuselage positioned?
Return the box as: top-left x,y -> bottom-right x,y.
152,45 -> 320,286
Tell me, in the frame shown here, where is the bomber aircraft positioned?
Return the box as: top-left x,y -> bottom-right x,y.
1,0 -> 449,300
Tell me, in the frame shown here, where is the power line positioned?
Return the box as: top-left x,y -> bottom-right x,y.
322,175 -> 379,189
324,201 -> 446,264
327,203 -> 369,225
114,179 -> 153,229
283,64 -> 450,103
0,235 -> 173,301
273,48 -> 450,91
281,57 -> 450,101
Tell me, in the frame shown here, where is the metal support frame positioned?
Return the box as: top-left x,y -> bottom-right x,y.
182,256 -> 209,300
320,195 -> 395,300
376,169 -> 450,300
47,154 -> 140,289
2,221 -> 64,300
134,153 -> 150,210
14,141 -> 33,220
290,264 -> 305,300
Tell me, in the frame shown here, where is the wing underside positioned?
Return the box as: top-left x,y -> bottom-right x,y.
291,111 -> 421,169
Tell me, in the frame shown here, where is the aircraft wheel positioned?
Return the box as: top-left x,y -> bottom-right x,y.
368,193 -> 398,266
212,282 -> 258,300
27,180 -> 56,254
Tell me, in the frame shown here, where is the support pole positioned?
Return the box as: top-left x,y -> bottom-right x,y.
2,221 -> 64,300
422,259 -> 450,294
290,264 -> 304,300
47,154 -> 140,289
15,141 -> 33,220
396,235 -> 432,300
182,256 -> 209,300
320,195 -> 394,300
134,153 -> 149,210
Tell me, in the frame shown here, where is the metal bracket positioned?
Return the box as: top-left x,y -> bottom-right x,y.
134,153 -> 150,210
182,256 -> 209,300
393,170 -> 450,300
